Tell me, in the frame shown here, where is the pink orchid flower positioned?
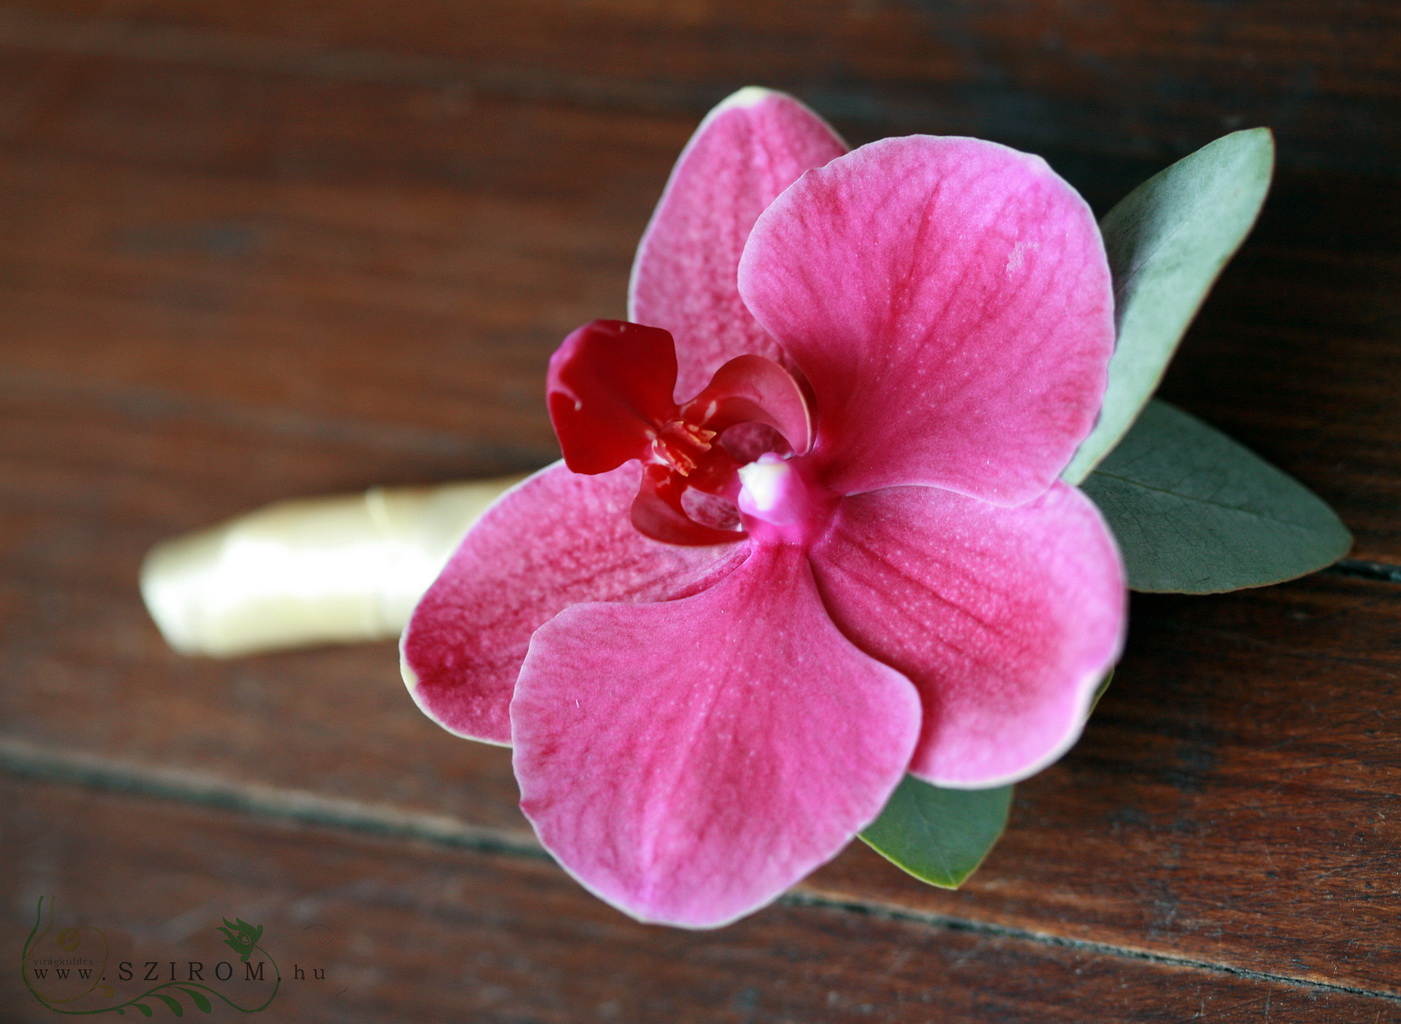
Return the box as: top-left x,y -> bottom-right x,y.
402,88 -> 1126,928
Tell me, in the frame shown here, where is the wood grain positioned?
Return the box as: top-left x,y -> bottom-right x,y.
3,777 -> 1396,1023
2,0 -> 1398,174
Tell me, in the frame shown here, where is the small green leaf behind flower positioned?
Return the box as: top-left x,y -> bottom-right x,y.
1091,667 -> 1115,712
860,776 -> 1013,889
1083,400 -> 1351,592
1064,127 -> 1275,484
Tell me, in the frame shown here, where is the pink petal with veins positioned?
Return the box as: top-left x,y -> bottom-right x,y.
630,88 -> 847,401
401,463 -> 745,744
739,136 -> 1115,505
511,544 -> 920,927
811,482 -> 1124,788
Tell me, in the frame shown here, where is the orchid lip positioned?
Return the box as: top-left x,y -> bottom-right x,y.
547,319 -> 816,546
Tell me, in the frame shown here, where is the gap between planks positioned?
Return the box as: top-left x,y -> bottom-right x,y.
1330,558 -> 1401,585
4,735 -> 1399,1005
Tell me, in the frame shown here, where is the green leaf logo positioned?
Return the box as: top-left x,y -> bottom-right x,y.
21,898 -> 280,1017
217,919 -> 264,963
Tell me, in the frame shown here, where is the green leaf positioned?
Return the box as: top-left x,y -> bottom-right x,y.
153,993 -> 184,1017
859,775 -> 1012,889
1082,400 -> 1351,592
132,1004 -> 154,1018
1091,668 -> 1115,712
1063,128 -> 1275,484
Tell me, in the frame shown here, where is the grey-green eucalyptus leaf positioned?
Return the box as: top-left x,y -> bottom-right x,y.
1082,400 -> 1351,593
1063,128 -> 1275,484
860,775 -> 1012,889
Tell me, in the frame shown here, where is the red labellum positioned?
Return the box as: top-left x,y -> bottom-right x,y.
547,319 -> 813,545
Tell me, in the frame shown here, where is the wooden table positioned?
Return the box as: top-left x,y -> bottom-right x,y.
2,3 -> 1398,1020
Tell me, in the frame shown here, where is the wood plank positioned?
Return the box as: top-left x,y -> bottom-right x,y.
1,0 -> 1398,174
2,776 -> 1396,1023
0,50 -> 1396,560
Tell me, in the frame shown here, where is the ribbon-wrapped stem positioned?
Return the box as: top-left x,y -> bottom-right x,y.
141,476 -> 526,657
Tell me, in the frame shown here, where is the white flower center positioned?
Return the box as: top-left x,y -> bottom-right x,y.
737,454 -> 801,525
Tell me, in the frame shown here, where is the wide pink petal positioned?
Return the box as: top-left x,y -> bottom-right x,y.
511,544 -> 920,927
810,483 -> 1125,788
401,463 -> 745,745
630,88 -> 847,402
738,136 -> 1115,505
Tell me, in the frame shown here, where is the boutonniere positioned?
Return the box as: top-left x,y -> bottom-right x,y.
399,90 -> 1348,926
144,88 -> 1348,929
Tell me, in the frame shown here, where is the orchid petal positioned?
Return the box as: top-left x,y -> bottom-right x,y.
630,88 -> 847,401
547,320 -> 679,476
401,463 -> 745,744
511,544 -> 921,927
811,482 -> 1124,788
738,136 -> 1115,505
682,354 -> 813,455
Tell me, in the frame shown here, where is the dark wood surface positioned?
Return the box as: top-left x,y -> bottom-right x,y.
3,778 -> 1397,1024
2,2 -> 1399,1021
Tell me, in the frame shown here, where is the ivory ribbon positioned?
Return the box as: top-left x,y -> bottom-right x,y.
141,476 -> 527,657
